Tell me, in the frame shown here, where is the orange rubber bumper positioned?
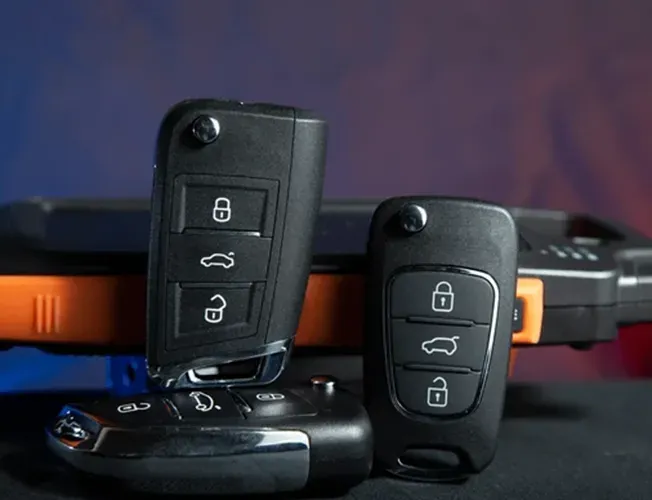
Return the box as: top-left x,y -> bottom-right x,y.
0,275 -> 543,362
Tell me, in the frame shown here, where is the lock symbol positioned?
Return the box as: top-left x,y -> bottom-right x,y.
212,197 -> 232,223
204,294 -> 227,324
427,377 -> 448,408
117,401 -> 151,414
432,281 -> 455,313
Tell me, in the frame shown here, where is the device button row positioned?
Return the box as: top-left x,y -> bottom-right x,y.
164,389 -> 317,422
389,270 -> 495,373
70,388 -> 316,433
390,270 -> 494,417
165,175 -> 277,347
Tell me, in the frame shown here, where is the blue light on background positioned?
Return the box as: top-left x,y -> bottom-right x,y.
0,348 -> 105,393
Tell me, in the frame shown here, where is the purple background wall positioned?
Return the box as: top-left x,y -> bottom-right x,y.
1,0 -> 652,391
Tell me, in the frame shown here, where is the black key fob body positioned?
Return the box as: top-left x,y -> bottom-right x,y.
147,99 -> 327,388
46,377 -> 372,496
364,197 -> 519,481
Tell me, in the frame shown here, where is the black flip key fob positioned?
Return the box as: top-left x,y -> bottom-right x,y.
147,99 -> 327,388
364,197 -> 519,481
46,377 -> 372,496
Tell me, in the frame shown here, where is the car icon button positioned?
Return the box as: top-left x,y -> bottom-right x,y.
391,320 -> 490,371
200,252 -> 235,269
167,233 -> 271,283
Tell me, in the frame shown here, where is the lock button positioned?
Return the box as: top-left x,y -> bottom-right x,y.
172,175 -> 279,236
213,197 -> 232,223
432,281 -> 454,312
391,271 -> 495,325
77,394 -> 178,426
394,368 -> 481,416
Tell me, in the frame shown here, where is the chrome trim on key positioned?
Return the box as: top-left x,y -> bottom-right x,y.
151,338 -> 293,390
46,406 -> 311,492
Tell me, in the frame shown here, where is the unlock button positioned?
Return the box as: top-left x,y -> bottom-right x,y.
394,369 -> 481,416
427,377 -> 449,407
167,283 -> 265,347
204,294 -> 227,324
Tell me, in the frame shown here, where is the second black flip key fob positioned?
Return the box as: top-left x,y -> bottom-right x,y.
147,99 -> 327,388
46,376 -> 373,496
364,196 -> 519,481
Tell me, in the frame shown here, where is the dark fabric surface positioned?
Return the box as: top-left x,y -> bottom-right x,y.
1,381 -> 651,499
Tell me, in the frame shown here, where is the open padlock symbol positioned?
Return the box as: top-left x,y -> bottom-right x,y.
204,294 -> 227,324
432,281 -> 455,312
427,377 -> 448,408
212,197 -> 232,223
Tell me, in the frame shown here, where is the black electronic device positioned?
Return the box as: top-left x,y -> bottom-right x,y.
0,198 -> 651,347
364,197 -> 519,481
46,376 -> 372,496
146,99 -> 327,388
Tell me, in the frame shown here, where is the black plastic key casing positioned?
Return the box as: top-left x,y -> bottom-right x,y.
147,99 -> 327,387
364,196 -> 519,481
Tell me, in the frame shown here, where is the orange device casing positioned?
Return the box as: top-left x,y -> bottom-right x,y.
0,274 -> 543,373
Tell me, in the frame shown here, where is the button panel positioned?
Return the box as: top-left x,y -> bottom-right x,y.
168,283 -> 264,346
392,320 -> 490,371
165,174 -> 279,351
236,389 -> 317,419
389,269 -> 496,416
